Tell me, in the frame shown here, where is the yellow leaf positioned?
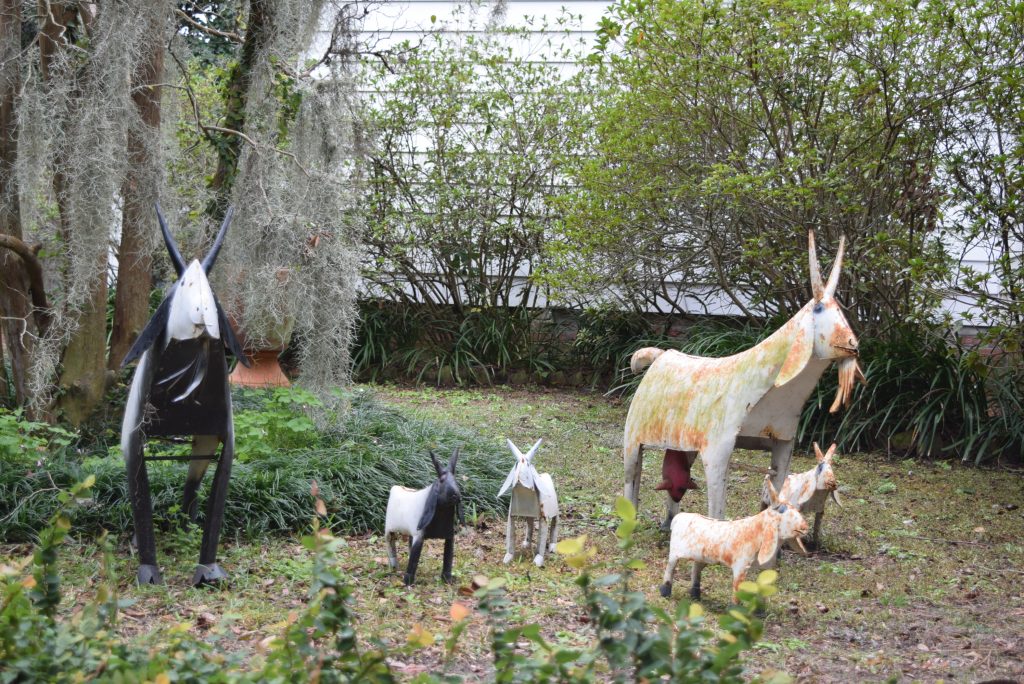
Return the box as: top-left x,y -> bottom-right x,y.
614,496 -> 636,523
688,603 -> 704,619
82,474 -> 96,489
154,674 -> 171,684
756,569 -> 779,586
720,632 -> 737,644
738,581 -> 759,595
555,535 -> 587,556
21,575 -> 36,589
407,623 -> 434,648
728,609 -> 750,625
450,602 -> 470,622
759,585 -> 778,597
315,498 -> 327,517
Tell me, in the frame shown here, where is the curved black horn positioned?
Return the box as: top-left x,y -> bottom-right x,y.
430,450 -> 444,478
155,203 -> 186,276
201,206 -> 235,274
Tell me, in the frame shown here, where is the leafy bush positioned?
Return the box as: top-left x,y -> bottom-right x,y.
0,408 -> 74,460
0,388 -> 508,542
1,483 -> 783,683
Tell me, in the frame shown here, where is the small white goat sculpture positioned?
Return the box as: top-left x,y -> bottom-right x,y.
625,231 -> 865,527
660,477 -> 808,601
778,442 -> 842,549
498,438 -> 559,567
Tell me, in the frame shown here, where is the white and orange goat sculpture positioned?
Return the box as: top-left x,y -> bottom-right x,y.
778,442 -> 842,548
624,231 -> 865,527
660,477 -> 808,601
498,438 -> 559,567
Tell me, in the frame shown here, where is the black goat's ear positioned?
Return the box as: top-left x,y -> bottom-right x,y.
418,482 -> 439,531
213,292 -> 250,367
448,446 -> 460,475
201,206 -> 234,274
121,283 -> 176,367
156,203 -> 186,276
430,450 -> 444,478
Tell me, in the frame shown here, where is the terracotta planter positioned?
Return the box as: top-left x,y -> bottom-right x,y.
230,348 -> 291,388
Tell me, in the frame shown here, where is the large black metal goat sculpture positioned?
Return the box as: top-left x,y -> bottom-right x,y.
120,204 -> 250,586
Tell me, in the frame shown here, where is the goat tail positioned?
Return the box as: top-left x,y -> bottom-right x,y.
630,347 -> 665,374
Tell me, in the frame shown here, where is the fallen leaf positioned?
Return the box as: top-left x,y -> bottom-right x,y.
450,602 -> 470,622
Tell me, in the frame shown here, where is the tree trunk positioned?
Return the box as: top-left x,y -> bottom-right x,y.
207,0 -> 272,219
0,0 -> 31,406
109,12 -> 166,369
39,1 -> 110,425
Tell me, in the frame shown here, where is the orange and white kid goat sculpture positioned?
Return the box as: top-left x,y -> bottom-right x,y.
624,232 -> 864,527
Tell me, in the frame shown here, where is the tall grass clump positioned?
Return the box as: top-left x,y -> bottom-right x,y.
801,330 -> 1024,465
353,300 -> 559,385
0,388 -> 508,542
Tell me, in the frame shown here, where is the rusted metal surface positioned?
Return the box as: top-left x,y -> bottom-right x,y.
660,478 -> 808,601
624,231 -> 866,523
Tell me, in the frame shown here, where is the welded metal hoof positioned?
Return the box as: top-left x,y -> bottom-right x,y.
137,564 -> 163,585
191,563 -> 229,587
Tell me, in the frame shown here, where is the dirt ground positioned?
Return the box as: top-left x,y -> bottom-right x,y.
5,384 -> 1023,682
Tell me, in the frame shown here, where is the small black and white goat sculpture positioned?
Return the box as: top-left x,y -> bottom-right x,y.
498,438 -> 559,567
384,448 -> 464,585
120,204 -> 249,587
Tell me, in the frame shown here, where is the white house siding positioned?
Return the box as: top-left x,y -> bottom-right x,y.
339,1 -> 1015,330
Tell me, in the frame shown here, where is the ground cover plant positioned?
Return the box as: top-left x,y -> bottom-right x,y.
0,388 -> 508,542
2,385 -> 1022,681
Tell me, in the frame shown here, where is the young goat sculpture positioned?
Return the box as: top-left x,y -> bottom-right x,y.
120,204 -> 249,586
660,477 -> 808,601
498,438 -> 559,567
385,448 -> 464,585
624,231 -> 865,528
778,442 -> 842,549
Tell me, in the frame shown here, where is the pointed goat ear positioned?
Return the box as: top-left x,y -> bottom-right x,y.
757,523 -> 780,566
775,310 -> 813,387
201,206 -> 234,274
814,442 -> 825,463
430,451 -> 444,478
825,443 -> 837,462
121,284 -> 177,367
764,475 -> 780,505
506,438 -> 524,460
156,203 -> 186,276
524,438 -> 543,463
448,446 -> 460,475
823,236 -> 845,298
808,230 -> 824,301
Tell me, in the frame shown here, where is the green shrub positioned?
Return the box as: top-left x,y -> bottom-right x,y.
0,408 -> 74,460
0,388 -> 508,542
354,300 -> 559,385
800,329 -> 1024,464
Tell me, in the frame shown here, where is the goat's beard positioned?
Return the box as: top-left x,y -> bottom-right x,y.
829,357 -> 866,413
